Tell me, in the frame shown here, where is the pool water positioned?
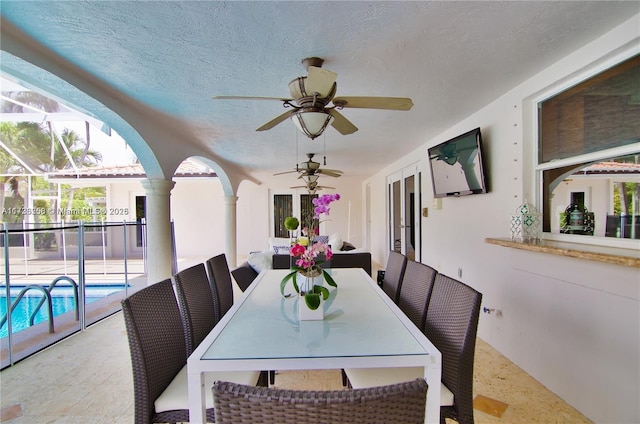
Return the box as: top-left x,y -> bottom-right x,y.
1,285 -> 127,337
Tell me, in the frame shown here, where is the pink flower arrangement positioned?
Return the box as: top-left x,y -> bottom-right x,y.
280,193 -> 340,310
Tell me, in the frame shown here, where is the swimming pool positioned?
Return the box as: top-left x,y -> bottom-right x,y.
0,284 -> 127,337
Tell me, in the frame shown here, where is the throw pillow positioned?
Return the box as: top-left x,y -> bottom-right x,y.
328,233 -> 343,251
247,250 -> 274,272
314,235 -> 329,245
341,241 -> 356,251
273,245 -> 291,255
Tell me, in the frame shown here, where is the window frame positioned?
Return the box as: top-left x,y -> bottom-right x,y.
269,189 -> 320,238
530,48 -> 640,249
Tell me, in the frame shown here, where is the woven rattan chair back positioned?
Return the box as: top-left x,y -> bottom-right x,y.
425,273 -> 482,424
122,279 -> 214,424
206,253 -> 234,321
382,250 -> 408,303
213,378 -> 428,424
397,261 -> 437,331
174,263 -> 218,357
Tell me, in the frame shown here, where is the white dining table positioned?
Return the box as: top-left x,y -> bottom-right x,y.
187,267 -> 441,423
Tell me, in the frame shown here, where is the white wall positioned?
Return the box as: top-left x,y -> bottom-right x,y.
171,178 -> 227,258
235,174 -> 365,256
364,15 -> 640,424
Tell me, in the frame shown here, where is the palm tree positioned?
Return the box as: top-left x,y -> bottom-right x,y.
0,121 -> 102,224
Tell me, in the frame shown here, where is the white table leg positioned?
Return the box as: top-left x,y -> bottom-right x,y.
187,367 -> 206,423
424,360 -> 442,424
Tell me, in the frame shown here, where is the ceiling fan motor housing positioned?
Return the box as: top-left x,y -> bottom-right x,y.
288,78 -> 337,106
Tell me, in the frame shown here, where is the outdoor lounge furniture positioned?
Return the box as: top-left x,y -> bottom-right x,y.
272,251 -> 372,276
212,378 -> 428,424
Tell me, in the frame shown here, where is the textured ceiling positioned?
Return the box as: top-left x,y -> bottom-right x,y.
1,1 -> 638,183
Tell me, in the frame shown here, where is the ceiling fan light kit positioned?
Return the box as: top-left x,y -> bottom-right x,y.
291,108 -> 334,140
302,174 -> 320,184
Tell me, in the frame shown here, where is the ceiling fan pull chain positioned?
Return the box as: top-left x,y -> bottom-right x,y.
295,130 -> 299,172
323,134 -> 327,165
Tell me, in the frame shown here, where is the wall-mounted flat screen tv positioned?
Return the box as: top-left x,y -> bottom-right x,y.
428,127 -> 488,198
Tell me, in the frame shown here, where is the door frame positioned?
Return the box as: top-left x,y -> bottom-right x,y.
387,163 -> 421,262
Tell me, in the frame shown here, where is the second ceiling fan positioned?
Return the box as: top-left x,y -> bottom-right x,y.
274,153 -> 343,179
214,57 -> 413,139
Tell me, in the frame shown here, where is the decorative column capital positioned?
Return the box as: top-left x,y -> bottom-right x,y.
223,195 -> 239,205
141,179 -> 175,196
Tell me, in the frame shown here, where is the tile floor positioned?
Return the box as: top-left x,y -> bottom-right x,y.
0,312 -> 592,423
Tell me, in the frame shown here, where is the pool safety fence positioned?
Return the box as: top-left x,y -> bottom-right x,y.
0,220 -> 176,368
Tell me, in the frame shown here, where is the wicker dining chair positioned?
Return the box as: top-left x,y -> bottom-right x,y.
343,273 -> 483,424
397,260 -> 437,332
121,279 -> 216,424
426,273 -> 482,424
380,250 -> 408,303
174,263 -> 219,357
205,253 -> 234,321
212,378 -> 428,424
174,263 -> 266,387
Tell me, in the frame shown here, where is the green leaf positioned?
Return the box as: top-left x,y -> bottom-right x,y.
315,285 -> 330,300
304,293 -> 321,310
279,271 -> 297,296
292,272 -> 299,293
322,269 -> 337,287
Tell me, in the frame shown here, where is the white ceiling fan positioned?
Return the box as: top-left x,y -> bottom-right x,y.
274,153 -> 343,179
214,57 -> 413,139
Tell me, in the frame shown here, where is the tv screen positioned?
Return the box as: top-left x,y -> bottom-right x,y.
428,127 -> 488,198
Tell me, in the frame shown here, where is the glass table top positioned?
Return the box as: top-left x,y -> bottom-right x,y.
202,268 -> 428,361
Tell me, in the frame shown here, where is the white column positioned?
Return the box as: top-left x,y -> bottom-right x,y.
141,179 -> 175,285
223,195 -> 238,268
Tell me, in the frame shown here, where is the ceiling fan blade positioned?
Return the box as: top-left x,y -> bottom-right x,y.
273,170 -> 298,176
333,96 -> 414,111
256,111 -> 292,131
328,109 -> 358,135
320,168 -> 343,174
316,185 -> 336,190
213,95 -> 293,102
317,169 -> 343,178
306,66 -> 338,98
